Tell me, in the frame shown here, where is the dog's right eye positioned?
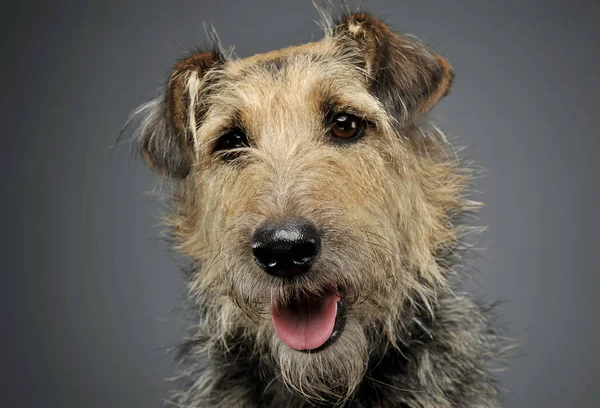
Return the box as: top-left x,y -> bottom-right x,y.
214,129 -> 250,160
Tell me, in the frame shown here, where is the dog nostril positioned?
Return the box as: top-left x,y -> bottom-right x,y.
291,242 -> 318,266
252,247 -> 278,269
251,218 -> 322,277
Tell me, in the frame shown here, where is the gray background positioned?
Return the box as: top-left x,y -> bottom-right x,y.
2,0 -> 599,407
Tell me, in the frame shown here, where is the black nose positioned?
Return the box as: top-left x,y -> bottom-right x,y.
251,219 -> 322,278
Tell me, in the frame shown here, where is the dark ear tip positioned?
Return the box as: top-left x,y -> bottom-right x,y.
137,100 -> 193,179
141,152 -> 191,179
435,56 -> 455,98
443,70 -> 455,98
140,148 -> 162,175
140,137 -> 192,179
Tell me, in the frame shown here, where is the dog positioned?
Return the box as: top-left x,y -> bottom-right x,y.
130,10 -> 508,408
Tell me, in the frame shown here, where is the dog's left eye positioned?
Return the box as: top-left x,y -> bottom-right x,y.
329,113 -> 365,141
214,128 -> 250,160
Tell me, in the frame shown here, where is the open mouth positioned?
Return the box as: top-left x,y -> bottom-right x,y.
271,290 -> 346,352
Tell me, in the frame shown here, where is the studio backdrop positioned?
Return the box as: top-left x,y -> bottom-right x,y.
2,1 -> 599,407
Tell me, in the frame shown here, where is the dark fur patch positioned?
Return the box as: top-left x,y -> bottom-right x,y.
258,57 -> 288,75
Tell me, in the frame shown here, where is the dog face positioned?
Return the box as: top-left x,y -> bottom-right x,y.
136,12 -> 468,403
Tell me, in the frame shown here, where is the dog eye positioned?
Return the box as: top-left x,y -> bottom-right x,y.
329,113 -> 365,141
214,129 -> 249,159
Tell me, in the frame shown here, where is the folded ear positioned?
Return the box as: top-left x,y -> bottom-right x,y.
334,12 -> 454,122
137,50 -> 223,178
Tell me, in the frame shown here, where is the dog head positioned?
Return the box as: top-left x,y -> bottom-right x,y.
134,12 -> 469,404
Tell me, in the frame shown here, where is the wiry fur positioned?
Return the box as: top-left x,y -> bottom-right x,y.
130,9 -> 510,408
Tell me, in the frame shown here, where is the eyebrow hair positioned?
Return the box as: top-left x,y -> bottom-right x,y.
318,93 -> 380,130
205,111 -> 250,149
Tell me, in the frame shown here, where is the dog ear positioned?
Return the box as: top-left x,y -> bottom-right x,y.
138,50 -> 223,178
334,13 -> 454,122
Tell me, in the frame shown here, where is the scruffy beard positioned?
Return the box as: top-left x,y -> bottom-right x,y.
271,319 -> 369,405
216,278 -> 382,405
224,282 -> 374,404
211,222 -> 435,404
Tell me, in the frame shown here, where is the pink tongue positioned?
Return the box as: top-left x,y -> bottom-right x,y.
271,293 -> 339,351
